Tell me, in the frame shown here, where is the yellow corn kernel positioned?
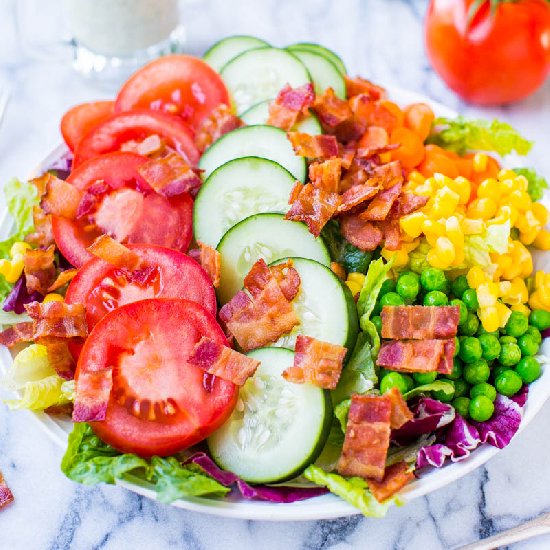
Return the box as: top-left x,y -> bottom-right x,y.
509,190 -> 532,211
478,306 -> 500,333
400,212 -> 426,239
501,278 -> 528,305
412,182 -> 434,197
477,282 -> 498,307
495,301 -> 512,327
467,197 -> 498,220
511,303 -> 531,316
408,171 -> 425,185
537,285 -> 550,308
429,186 -> 460,219
535,270 -> 545,288
347,272 -> 366,286
431,237 -> 455,265
533,229 -> 550,250
445,216 -> 463,244
500,178 -> 520,196
467,266 -> 488,289
498,169 -> 518,182
346,280 -> 362,296
473,153 -> 488,173
449,176 -> 471,204
476,178 -> 499,199
515,175 -> 529,192
0,259 -> 10,279
5,259 -> 24,283
461,218 -> 485,235
43,293 -> 64,303
498,281 -> 512,296
422,218 -> 445,237
331,262 -> 346,280
10,242 -> 31,258
520,228 -> 539,246
529,291 -> 548,312
532,203 -> 549,225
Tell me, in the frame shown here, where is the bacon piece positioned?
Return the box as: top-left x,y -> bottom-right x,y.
367,462 -> 415,503
0,322 -> 34,348
0,471 -> 14,510
337,183 -> 380,214
381,306 -> 460,340
87,235 -> 142,270
188,336 -> 260,385
48,268 -> 78,292
287,133 -> 339,159
137,153 -> 201,197
37,336 -> 75,380
36,173 -> 82,220
386,387 -> 413,429
269,259 -> 301,302
282,335 -> 347,390
25,301 -> 88,340
338,394 -> 392,481
376,339 -> 456,374
340,144 -> 356,170
219,260 -> 299,352
76,180 -> 109,219
73,368 -> 113,422
285,183 -> 340,237
357,126 -> 389,154
23,245 -> 56,295
368,160 -> 403,189
25,206 -> 54,247
340,214 -> 383,251
309,159 -> 342,193
311,88 -> 352,130
381,219 -> 401,251
267,83 -> 315,131
345,76 -> 386,100
195,104 -> 243,152
395,193 -> 429,216
360,182 -> 403,221
197,241 -> 221,288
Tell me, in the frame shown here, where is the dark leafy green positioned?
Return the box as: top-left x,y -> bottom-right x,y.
321,221 -> 372,274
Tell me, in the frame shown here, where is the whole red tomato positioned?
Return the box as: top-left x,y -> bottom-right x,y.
425,0 -> 550,105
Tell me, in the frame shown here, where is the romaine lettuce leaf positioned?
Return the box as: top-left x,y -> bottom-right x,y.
357,257 -> 393,319
514,167 -> 548,202
403,380 -> 454,401
334,399 -> 351,432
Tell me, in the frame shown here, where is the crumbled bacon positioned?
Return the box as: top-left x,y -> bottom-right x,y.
87,235 -> 142,271
287,133 -> 339,159
0,322 -> 34,348
37,336 -> 75,380
25,301 -> 88,340
360,182 -> 403,221
438,339 -> 456,375
137,153 -> 201,197
345,76 -> 386,100
267,83 -> 315,131
195,104 -> 243,152
285,183 -> 340,237
269,259 -> 301,302
340,144 -> 356,170
73,368 -> 113,422
367,462 -> 414,503
357,126 -> 389,155
219,259 -> 299,352
23,245 -> 56,295
395,193 -> 429,216
337,183 -> 380,214
386,387 -> 413,429
370,160 -> 403,185
48,269 -> 78,292
381,219 -> 401,250
381,306 -> 460,340
311,88 -> 352,130
376,339 -> 455,374
198,241 -> 221,288
338,393 -> 392,481
36,173 -> 82,220
0,471 -> 14,511
309,158 -> 342,193
76,180 -> 109,219
282,335 -> 347,390
25,206 -> 54,247
340,214 -> 383,251
188,336 -> 260,385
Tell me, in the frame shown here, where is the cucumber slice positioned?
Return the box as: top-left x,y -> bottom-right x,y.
216,213 -> 330,304
203,35 -> 270,73
220,47 -> 311,114
271,257 -> 358,351
193,157 -> 296,248
207,347 -> 332,484
198,125 -> 307,182
240,100 -> 323,134
287,49 -> 346,98
287,42 -> 347,76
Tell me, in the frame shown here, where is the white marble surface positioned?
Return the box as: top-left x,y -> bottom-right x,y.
1,0 -> 550,548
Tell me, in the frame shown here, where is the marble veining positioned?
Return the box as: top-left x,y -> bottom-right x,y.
1,0 -> 550,548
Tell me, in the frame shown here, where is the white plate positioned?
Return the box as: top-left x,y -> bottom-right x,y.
1,87 -> 550,521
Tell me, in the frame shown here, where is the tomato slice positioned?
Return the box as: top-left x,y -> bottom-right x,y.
115,55 -> 230,131
72,110 -> 200,168
77,299 -> 237,457
60,101 -> 115,152
66,244 -> 217,331
52,152 -> 193,267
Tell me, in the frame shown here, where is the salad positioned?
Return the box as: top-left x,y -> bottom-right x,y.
0,35 -> 549,517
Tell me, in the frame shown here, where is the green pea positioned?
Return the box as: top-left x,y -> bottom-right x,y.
492,364 -> 509,381
479,333 -> 501,361
470,382 -> 497,402
453,379 -> 470,398
499,335 -> 517,345
525,326 -> 542,345
380,292 -> 404,307
443,359 -> 463,381
423,291 -> 449,307
420,268 -> 447,292
495,370 -> 523,397
499,342 -> 522,367
413,371 -> 438,385
451,298 -> 468,326
396,272 -> 420,302
469,395 -> 495,422
515,357 -> 542,384
462,288 -> 479,311
454,336 -> 460,357
451,275 -> 470,299
505,311 -> 529,338
372,315 -> 382,335
432,380 -> 455,403
529,309 -> 550,331
380,372 -> 408,394
464,359 -> 490,385
459,312 -> 480,336
518,334 -> 539,357
459,337 -> 482,363
452,396 -> 471,418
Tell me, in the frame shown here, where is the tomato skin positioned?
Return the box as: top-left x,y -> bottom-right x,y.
60,101 -> 115,152
115,55 -> 229,130
78,299 -> 237,457
425,0 -> 550,105
73,110 -> 200,167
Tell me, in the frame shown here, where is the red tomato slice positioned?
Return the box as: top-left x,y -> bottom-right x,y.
52,152 -> 193,267
72,110 -> 200,168
77,299 -> 237,457
60,101 -> 115,152
66,244 -> 217,331
115,55 -> 230,130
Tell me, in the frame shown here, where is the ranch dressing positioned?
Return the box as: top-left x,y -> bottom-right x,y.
65,0 -> 179,57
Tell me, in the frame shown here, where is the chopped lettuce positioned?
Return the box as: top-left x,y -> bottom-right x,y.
304,465 -> 401,517
386,435 -> 436,468
429,116 -> 532,156
514,167 -> 548,202
360,317 -> 381,357
403,380 -> 454,401
321,221 -> 373,274
2,344 -> 73,410
334,399 -> 351,432
0,310 -> 31,326
357,257 -> 393,319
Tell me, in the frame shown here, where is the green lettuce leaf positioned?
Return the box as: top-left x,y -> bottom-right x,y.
359,317 -> 381,357
0,311 -> 31,327
429,116 -> 532,156
357,257 -> 393,319
334,399 -> 351,432
303,465 -> 400,517
386,435 -> 436,467
321,221 -> 373,274
514,167 -> 548,202
403,380 -> 454,401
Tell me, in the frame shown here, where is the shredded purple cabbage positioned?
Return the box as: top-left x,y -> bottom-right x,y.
2,274 -> 42,314
185,452 -> 328,503
46,153 -> 73,181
